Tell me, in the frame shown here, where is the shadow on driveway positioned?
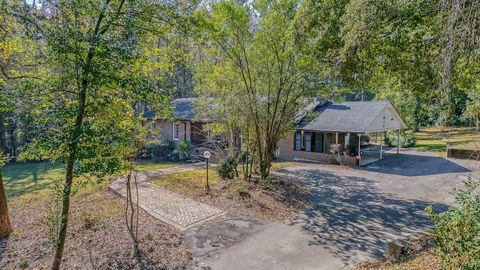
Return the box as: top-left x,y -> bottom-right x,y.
281,169 -> 448,265
361,153 -> 471,177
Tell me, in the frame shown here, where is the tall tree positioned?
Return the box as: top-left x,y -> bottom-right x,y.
196,0 -> 314,181
436,0 -> 480,125
11,1 -> 174,269
0,1 -> 39,239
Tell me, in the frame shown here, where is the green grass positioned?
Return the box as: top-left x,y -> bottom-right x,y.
3,162 -> 64,198
414,127 -> 479,153
3,160 -> 180,198
270,161 -> 302,171
133,160 -> 179,172
149,169 -> 221,197
148,161 -> 302,197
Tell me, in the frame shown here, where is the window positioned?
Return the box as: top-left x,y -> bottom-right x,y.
149,122 -> 156,129
173,122 -> 179,140
305,133 -> 312,152
295,132 -> 301,150
315,132 -> 323,153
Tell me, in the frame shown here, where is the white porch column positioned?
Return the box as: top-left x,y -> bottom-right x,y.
380,132 -> 383,159
396,129 -> 400,154
357,134 -> 362,167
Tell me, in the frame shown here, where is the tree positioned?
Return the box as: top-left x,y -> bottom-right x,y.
0,2 -> 39,240
294,0 -> 479,129
436,0 -> 480,125
0,151 -> 11,239
10,1 -> 174,269
196,0 -> 314,181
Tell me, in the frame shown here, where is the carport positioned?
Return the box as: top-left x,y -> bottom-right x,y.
283,100 -> 407,167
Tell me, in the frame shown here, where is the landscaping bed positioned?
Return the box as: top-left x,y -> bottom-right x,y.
149,167 -> 311,221
1,183 -> 192,269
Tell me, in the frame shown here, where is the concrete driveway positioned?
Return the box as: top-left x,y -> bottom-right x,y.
195,150 -> 477,270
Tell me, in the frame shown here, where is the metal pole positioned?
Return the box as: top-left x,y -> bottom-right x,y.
206,158 -> 209,192
396,129 -> 400,154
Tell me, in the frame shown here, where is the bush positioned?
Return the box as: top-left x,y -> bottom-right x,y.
81,212 -> 97,229
427,177 -> 480,270
145,139 -> 175,161
228,180 -> 249,197
401,133 -> 416,147
384,131 -> 416,148
176,140 -> 192,160
217,156 -> 237,180
19,258 -> 29,269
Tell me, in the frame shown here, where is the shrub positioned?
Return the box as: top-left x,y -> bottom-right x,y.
427,177 -> 480,270
401,133 -> 416,147
384,131 -> 416,148
176,140 -> 192,160
383,135 -> 394,147
228,180 -> 249,197
19,258 -> 29,269
217,156 -> 237,180
145,139 -> 175,161
81,212 -> 97,229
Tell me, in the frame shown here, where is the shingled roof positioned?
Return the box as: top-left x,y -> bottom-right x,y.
144,98 -> 200,121
297,100 -> 406,133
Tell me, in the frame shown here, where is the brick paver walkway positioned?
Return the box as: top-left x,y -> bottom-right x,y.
109,164 -> 225,231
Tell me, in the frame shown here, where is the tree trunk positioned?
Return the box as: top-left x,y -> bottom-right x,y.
51,157 -> 74,270
51,0 -> 120,267
0,169 -> 12,240
51,69 -> 88,270
8,119 -> 17,158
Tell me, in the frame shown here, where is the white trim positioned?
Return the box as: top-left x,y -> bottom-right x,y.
173,122 -> 180,140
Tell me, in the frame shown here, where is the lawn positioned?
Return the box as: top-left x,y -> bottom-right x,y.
150,169 -> 222,197
414,127 -> 479,152
3,160 -> 179,198
3,162 -> 65,198
147,160 -> 308,221
133,160 -> 179,172
149,161 -> 302,197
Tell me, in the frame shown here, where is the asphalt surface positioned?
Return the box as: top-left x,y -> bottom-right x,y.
194,150 -> 478,270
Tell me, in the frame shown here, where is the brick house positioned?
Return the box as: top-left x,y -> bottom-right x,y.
276,99 -> 406,166
143,98 -> 209,146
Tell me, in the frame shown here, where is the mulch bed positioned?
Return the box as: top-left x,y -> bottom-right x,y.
192,176 -> 311,221
1,186 -> 192,270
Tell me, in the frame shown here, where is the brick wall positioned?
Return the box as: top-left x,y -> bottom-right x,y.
277,134 -> 358,167
155,120 -> 191,143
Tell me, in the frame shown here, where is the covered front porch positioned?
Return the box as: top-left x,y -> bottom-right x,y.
276,100 -> 407,167
288,130 -> 401,166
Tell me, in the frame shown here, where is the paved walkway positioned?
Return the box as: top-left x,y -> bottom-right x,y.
109,164 -> 225,231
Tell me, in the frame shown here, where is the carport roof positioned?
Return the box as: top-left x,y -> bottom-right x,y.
296,100 -> 406,133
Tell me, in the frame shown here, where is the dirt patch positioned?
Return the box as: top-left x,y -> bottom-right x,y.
1,185 -> 192,270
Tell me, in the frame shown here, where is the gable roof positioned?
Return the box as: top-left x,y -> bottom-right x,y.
297,100 -> 406,133
144,98 -> 200,121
